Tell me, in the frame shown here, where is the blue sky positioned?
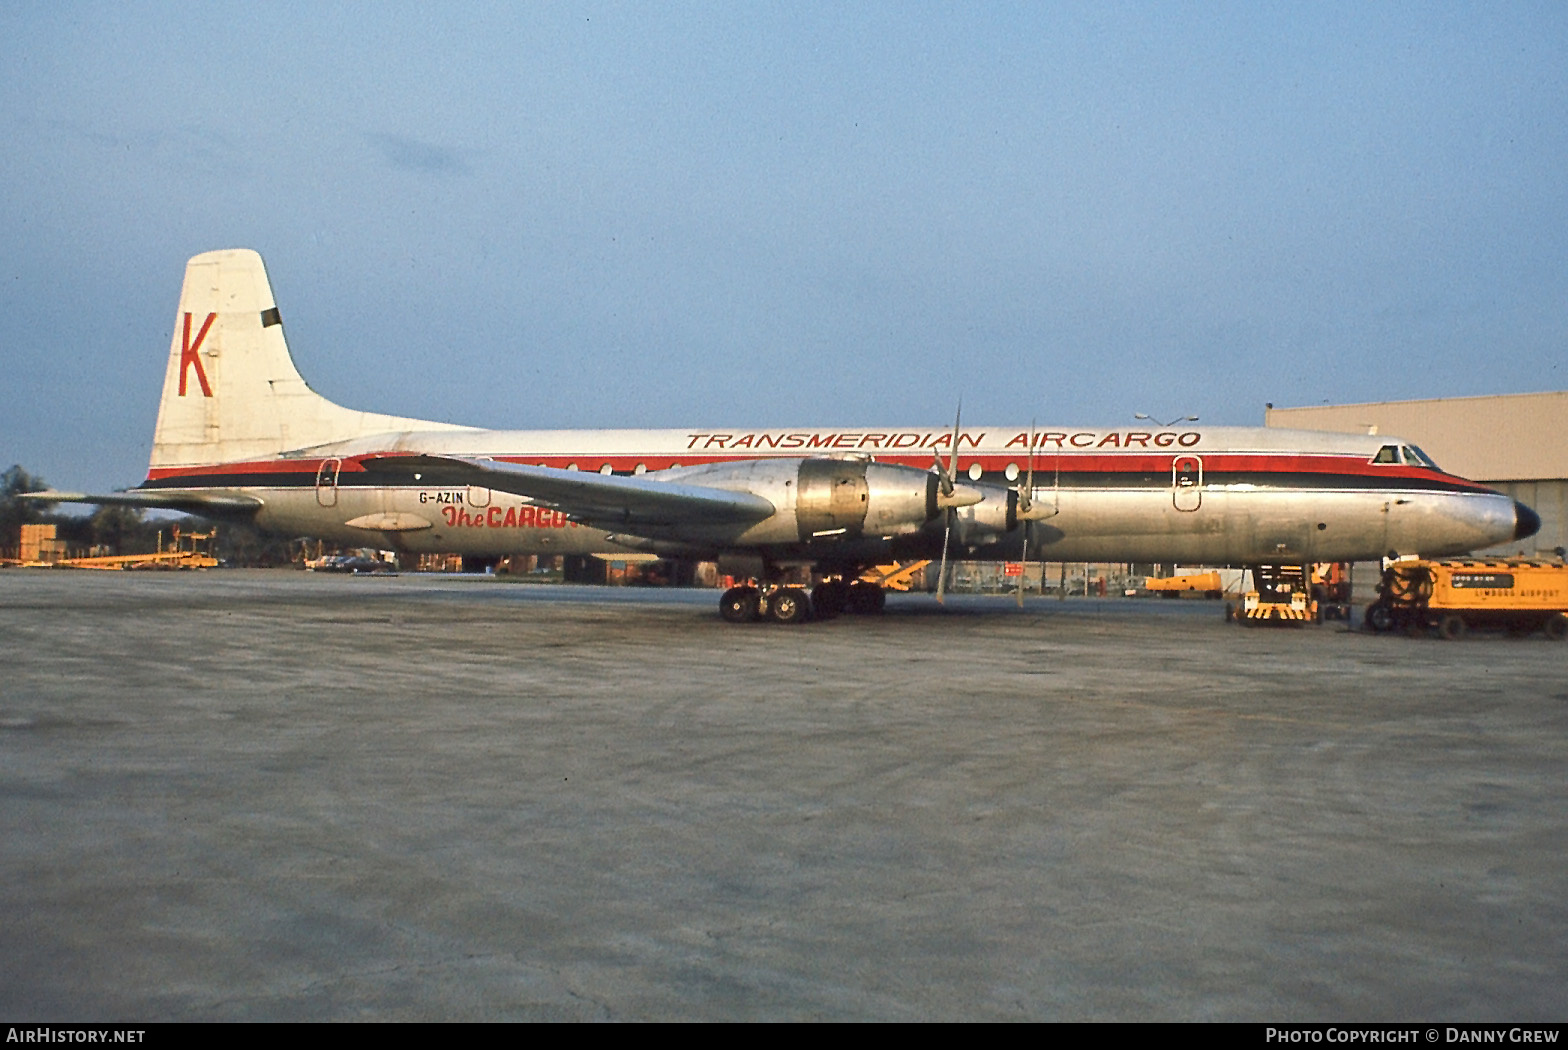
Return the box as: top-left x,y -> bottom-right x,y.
3,2 -> 1566,493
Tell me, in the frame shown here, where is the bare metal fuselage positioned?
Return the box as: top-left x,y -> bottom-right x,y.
240,483 -> 1515,564
156,423 -> 1523,566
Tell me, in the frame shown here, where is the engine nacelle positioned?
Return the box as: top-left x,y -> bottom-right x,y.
654,457 -> 945,545
950,484 -> 1019,545
797,458 -> 941,542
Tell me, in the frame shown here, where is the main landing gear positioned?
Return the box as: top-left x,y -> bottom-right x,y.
718,579 -> 887,625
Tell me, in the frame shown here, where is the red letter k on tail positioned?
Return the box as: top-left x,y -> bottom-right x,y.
180,311 -> 215,397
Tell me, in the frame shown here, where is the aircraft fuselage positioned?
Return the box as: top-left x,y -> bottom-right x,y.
139,423 -> 1524,566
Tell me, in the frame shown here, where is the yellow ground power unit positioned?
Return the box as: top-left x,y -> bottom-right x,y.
1366,559 -> 1568,640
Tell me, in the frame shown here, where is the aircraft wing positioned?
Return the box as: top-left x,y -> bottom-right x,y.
20,490 -> 264,515
358,454 -> 776,528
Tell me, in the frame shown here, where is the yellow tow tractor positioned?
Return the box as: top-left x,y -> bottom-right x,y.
1228,563 -> 1351,626
1366,559 -> 1568,640
1234,564 -> 1317,625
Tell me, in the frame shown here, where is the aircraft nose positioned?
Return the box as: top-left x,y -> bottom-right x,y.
1514,500 -> 1541,541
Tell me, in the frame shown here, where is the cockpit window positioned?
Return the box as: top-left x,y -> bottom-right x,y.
1372,444 -> 1441,469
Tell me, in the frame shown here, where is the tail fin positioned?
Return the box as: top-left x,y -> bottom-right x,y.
150,249 -> 464,470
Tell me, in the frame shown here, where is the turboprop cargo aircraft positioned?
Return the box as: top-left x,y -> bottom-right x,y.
27,249 -> 1540,624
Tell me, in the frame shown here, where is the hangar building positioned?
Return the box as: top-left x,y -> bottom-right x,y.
1265,391 -> 1567,557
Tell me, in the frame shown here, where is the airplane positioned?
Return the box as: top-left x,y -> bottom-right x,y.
26,248 -> 1541,624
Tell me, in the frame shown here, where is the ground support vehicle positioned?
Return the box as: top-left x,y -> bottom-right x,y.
860,561 -> 931,593
1145,570 -> 1224,599
1365,559 -> 1568,640
1311,562 -> 1353,621
1231,564 -> 1318,625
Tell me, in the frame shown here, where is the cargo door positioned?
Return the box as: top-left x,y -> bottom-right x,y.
315,458 -> 341,508
1172,455 -> 1203,512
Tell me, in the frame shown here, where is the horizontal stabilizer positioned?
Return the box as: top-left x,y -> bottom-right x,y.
20,490 -> 264,516
359,454 -> 776,528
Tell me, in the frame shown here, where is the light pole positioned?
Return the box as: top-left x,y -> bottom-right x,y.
1135,413 -> 1199,427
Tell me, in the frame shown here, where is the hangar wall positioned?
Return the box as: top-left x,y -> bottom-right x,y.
1265,392 -> 1567,557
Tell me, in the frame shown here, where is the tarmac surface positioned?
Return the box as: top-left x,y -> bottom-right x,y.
1,570 -> 1565,1021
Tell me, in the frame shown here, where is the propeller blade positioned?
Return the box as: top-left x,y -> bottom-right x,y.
1016,521 -> 1030,607
932,451 -> 953,496
932,402 -> 963,497
1020,421 -> 1036,516
936,513 -> 952,604
947,403 -> 963,494
1017,421 -> 1035,608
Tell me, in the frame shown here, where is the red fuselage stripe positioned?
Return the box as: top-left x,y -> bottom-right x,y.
142,451 -> 1488,490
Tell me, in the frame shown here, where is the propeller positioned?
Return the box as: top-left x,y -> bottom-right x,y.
1015,422 -> 1036,607
933,405 -> 964,604
1010,421 -> 1065,605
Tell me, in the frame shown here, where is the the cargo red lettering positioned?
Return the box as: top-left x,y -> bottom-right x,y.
441,506 -> 480,527
429,502 -> 570,530
179,312 -> 216,397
